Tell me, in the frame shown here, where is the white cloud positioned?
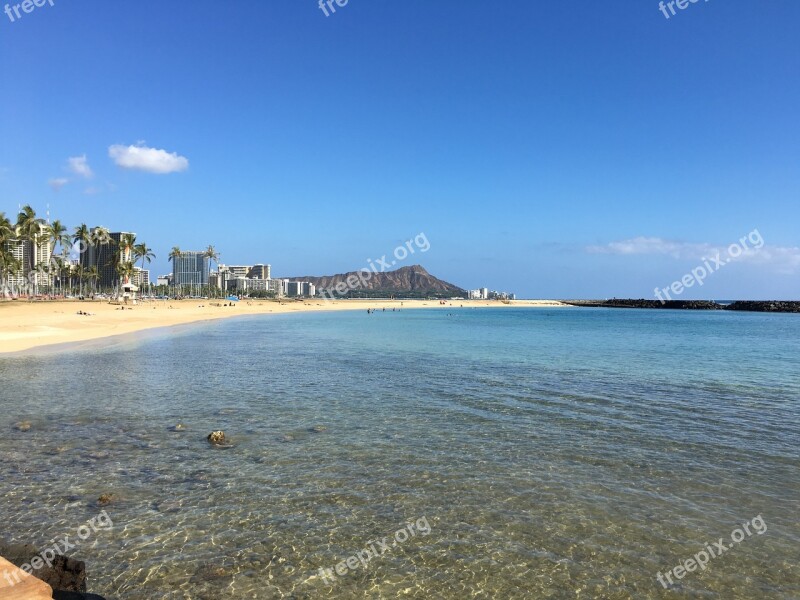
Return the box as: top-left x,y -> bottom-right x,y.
588,234 -> 800,273
746,245 -> 800,274
587,237 -> 713,259
109,143 -> 189,174
67,154 -> 93,178
48,177 -> 69,191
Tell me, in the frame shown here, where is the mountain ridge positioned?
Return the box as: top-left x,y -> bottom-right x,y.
286,265 -> 465,298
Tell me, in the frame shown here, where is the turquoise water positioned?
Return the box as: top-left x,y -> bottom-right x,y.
0,307 -> 798,599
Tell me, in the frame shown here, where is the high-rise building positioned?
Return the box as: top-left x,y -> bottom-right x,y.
268,278 -> 283,296
133,268 -> 150,287
220,265 -> 251,279
285,281 -> 316,297
4,221 -> 53,292
173,251 -> 210,287
80,231 -> 135,289
248,264 -> 271,280
4,239 -> 28,290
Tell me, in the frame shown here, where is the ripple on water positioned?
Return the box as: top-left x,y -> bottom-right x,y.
0,309 -> 798,599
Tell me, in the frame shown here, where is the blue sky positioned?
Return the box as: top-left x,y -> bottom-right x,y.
1,0 -> 798,298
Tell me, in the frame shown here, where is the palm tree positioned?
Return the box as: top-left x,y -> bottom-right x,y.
59,260 -> 72,297
0,254 -> 20,297
47,220 -> 68,255
169,246 -> 182,297
0,212 -> 17,296
15,205 -> 39,295
90,226 -> 114,293
0,212 -> 13,243
134,242 -> 155,295
86,266 -> 100,295
72,224 -> 90,296
205,244 -> 219,297
75,264 -> 85,297
118,233 -> 136,287
73,223 -> 90,253
46,220 -> 69,296
117,261 -> 135,288
36,260 -> 53,297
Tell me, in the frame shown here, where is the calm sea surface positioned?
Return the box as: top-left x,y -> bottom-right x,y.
0,307 -> 798,599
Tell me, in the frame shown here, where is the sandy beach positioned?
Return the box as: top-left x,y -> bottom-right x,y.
0,298 -> 566,354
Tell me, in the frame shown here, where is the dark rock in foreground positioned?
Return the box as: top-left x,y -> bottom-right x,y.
53,592 -> 107,600
0,541 -> 86,592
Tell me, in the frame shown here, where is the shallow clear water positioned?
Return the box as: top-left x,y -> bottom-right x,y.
1,307 -> 798,599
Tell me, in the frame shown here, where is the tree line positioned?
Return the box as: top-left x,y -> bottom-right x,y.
0,205 -> 155,297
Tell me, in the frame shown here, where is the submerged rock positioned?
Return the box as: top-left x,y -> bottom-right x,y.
153,499 -> 183,513
190,562 -> 233,583
207,431 -> 232,447
309,425 -> 327,434
97,493 -> 116,507
170,424 -> 187,432
14,421 -> 32,432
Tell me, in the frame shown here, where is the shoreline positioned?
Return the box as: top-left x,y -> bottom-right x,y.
0,298 -> 567,355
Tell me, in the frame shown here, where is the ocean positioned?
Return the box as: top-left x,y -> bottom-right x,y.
0,307 -> 798,599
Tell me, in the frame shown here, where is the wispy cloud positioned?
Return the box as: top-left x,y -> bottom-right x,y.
109,142 -> 189,174
749,245 -> 800,274
48,177 -> 69,192
587,236 -> 800,273
587,237 -> 714,259
68,154 -> 94,178
83,182 -> 117,196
